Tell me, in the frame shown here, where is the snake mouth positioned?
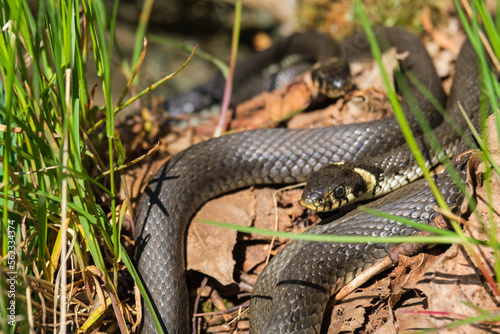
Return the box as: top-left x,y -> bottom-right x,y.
299,198 -> 319,211
299,197 -> 335,212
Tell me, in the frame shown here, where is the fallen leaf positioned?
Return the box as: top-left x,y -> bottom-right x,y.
421,5 -> 464,56
187,189 -> 256,285
379,294 -> 433,334
241,244 -> 270,273
389,253 -> 440,293
231,75 -> 314,130
327,277 -> 392,333
350,47 -> 402,92
411,244 -> 500,333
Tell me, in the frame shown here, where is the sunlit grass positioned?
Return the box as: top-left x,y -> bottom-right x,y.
0,0 -> 193,332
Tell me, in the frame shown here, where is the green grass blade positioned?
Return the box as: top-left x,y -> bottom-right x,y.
199,219 -> 483,245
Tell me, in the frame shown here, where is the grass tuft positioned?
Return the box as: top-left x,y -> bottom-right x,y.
0,1 -> 190,332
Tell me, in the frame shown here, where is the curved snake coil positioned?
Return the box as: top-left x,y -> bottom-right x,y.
135,27 -> 481,333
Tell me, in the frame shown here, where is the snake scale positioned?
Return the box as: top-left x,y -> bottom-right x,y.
135,27 -> 481,333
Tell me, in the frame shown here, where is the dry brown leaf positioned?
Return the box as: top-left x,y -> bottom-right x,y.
231,75 -> 313,130
372,320 -> 398,334
378,295 -> 433,334
241,244 -> 270,273
389,253 -> 441,293
421,6 -> 464,56
411,245 -> 500,333
327,277 -> 392,333
251,188 -> 282,233
338,88 -> 392,122
278,188 -> 305,219
286,107 -> 336,128
187,189 -> 256,285
328,305 -> 367,333
366,304 -> 391,334
350,47 -> 403,92
287,88 -> 392,129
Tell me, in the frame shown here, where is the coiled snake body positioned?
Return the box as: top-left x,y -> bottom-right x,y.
135,27 -> 480,333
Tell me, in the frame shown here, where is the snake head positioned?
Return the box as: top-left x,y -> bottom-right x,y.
311,58 -> 353,99
300,164 -> 378,212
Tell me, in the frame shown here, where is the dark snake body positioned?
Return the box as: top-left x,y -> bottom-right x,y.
164,32 -> 342,115
135,27 -> 480,333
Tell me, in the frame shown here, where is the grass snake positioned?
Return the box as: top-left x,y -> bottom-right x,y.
135,27 -> 481,333
164,31 -> 345,115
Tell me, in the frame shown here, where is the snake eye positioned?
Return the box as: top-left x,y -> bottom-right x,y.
333,186 -> 345,198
